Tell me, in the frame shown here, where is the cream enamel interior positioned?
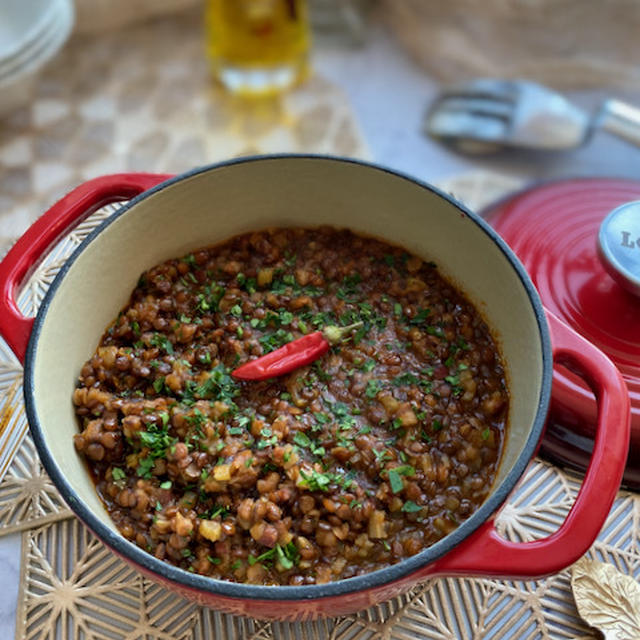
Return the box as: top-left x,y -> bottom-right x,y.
31,157 -> 544,532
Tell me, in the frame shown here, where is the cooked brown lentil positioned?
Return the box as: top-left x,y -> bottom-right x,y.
73,227 -> 508,585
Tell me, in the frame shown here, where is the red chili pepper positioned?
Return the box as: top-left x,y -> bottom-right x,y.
231,322 -> 363,380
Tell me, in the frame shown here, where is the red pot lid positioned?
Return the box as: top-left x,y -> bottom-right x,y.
485,178 -> 640,477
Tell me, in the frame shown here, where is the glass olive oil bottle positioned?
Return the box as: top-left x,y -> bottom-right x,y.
206,0 -> 311,95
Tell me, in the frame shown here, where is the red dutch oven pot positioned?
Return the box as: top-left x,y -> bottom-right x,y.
0,157 -> 630,620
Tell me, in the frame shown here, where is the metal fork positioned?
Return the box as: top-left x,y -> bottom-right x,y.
425,79 -> 640,154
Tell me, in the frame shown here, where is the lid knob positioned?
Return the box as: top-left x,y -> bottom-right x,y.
598,201 -> 640,297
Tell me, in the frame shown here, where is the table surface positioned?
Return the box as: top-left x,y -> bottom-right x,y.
2,15 -> 639,637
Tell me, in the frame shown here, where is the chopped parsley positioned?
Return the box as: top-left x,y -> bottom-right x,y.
111,467 -> 126,481
359,358 -> 377,372
236,413 -> 252,429
293,431 -> 325,456
248,542 -> 299,569
307,311 -> 335,328
336,273 -> 362,302
293,431 -> 312,448
257,427 -> 278,449
194,283 -> 225,314
182,364 -> 239,407
365,379 -> 383,398
394,465 -> 416,477
271,276 -> 324,298
199,505 -> 230,520
373,449 -> 392,464
393,373 -> 420,387
182,253 -> 197,268
136,456 -> 155,479
386,467 -> 413,494
445,373 -> 462,395
276,542 -> 299,570
228,426 -> 244,436
248,549 -> 274,566
409,308 -> 431,325
236,273 -> 257,293
185,408 -> 206,428
299,469 -> 353,492
150,333 -> 174,355
138,415 -> 176,473
259,329 -> 294,353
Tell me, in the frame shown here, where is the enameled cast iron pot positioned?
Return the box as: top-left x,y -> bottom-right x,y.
0,156 -> 630,620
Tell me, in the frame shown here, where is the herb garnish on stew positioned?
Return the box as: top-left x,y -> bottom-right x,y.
73,227 -> 508,585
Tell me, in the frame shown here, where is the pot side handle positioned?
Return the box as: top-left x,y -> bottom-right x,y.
429,309 -> 630,579
0,173 -> 172,363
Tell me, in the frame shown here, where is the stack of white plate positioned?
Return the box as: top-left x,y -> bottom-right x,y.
0,0 -> 74,117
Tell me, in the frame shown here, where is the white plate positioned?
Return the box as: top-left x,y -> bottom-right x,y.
0,0 -> 74,83
0,0 -> 71,79
0,0 -> 74,117
0,0 -> 59,62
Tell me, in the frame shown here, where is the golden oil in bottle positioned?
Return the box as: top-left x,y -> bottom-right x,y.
205,0 -> 311,95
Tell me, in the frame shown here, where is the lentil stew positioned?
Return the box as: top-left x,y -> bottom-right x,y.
73,227 -> 509,586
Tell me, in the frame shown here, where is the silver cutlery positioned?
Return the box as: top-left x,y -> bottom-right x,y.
425,78 -> 640,153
